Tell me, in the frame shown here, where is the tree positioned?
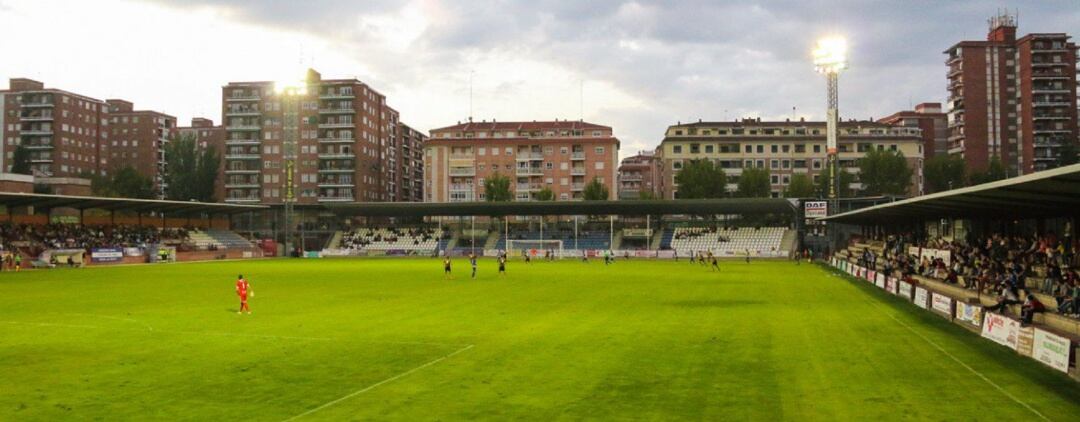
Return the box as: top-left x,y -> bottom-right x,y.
638,190 -> 657,200
484,172 -> 512,202
815,169 -> 856,198
673,159 -> 726,199
582,177 -> 610,200
969,157 -> 1007,185
80,171 -> 116,197
111,166 -> 156,199
535,187 -> 554,201
1057,141 -> 1079,168
923,155 -> 967,193
736,167 -> 771,198
783,173 -> 816,198
10,145 -> 32,175
858,148 -> 912,196
164,134 -> 220,202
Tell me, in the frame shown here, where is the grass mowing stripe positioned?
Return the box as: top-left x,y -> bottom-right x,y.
281,344 -> 476,421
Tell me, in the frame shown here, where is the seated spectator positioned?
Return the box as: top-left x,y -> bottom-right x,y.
1020,294 -> 1045,326
984,285 -> 1022,314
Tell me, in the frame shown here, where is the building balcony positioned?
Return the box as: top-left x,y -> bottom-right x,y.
224,182 -> 260,189
225,168 -> 261,174
516,183 -> 543,191
571,152 -> 586,160
1031,62 -> 1068,67
20,101 -> 53,108
225,109 -> 261,116
317,181 -> 355,188
318,137 -> 355,144
1033,128 -> 1072,133
515,167 -> 543,176
1033,114 -> 1070,120
319,92 -> 355,99
19,113 -> 53,121
1032,88 -> 1069,94
620,174 -> 643,182
318,122 -> 354,129
515,152 -> 543,161
318,152 -> 356,159
319,108 -> 355,114
226,139 -> 260,146
1031,73 -> 1070,80
571,183 -> 585,191
318,167 -> 355,174
449,184 -> 474,193
226,125 -> 261,131
318,195 -> 355,202
570,168 -> 586,175
22,143 -> 53,150
225,95 -> 261,102
29,157 -> 53,163
225,197 -> 262,203
449,167 -> 476,176
225,153 -> 261,160
1033,101 -> 1070,107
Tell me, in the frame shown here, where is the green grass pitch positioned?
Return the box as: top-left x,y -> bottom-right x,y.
1,258 -> 1079,420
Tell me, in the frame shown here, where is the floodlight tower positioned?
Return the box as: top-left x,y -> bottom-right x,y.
275,74 -> 308,257
813,37 -> 847,215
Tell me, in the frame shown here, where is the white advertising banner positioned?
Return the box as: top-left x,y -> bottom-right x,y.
914,287 -> 929,309
1033,329 -> 1072,373
885,277 -> 898,295
875,273 -> 886,289
931,292 -> 954,317
805,201 -> 828,219
898,280 -> 913,300
954,302 -> 983,327
981,312 -> 1020,350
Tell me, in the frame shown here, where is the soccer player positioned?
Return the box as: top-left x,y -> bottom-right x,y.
745,248 -> 751,264
524,250 -> 532,264
443,256 -> 453,279
710,253 -> 720,272
14,254 -> 21,272
470,253 -> 478,279
235,274 -> 252,314
698,252 -> 706,266
498,255 -> 506,276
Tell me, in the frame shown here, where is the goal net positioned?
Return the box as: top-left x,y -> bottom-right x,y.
506,239 -> 563,258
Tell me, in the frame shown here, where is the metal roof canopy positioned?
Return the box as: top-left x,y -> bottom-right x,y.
325,198 -> 796,217
822,163 -> 1080,224
0,192 -> 268,215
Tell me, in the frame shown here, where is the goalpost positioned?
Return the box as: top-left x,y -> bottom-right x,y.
506,239 -> 564,258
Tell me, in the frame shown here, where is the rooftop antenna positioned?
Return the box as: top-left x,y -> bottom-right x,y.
469,70 -> 474,122
579,79 -> 584,121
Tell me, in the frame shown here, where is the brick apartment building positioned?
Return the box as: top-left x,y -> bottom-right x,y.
617,151 -> 659,199
424,120 -> 620,202
395,123 -> 426,202
1,78 -> 110,178
220,68 -> 419,204
105,99 -> 176,194
878,103 -> 948,160
656,119 -> 925,198
178,117 -> 225,201
944,13 -> 1079,174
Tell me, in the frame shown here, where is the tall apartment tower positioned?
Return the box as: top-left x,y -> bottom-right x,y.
944,12 -> 1079,175
1,78 -> 110,177
424,120 -> 619,202
220,69 -> 402,204
178,117 -> 225,201
395,123 -> 426,202
105,99 -> 176,194
617,151 -> 660,199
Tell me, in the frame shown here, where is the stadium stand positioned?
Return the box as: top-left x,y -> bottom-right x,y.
339,227 -> 442,252
0,223 -> 190,252
669,226 -> 788,256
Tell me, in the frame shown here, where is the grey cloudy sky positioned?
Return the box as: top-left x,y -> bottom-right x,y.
1,0 -> 1077,155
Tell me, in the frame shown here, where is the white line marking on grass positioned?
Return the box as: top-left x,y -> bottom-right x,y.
885,313 -> 1051,422
0,320 -> 104,330
282,344 -> 476,422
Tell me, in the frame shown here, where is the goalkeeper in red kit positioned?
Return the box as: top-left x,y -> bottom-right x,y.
236,274 -> 253,314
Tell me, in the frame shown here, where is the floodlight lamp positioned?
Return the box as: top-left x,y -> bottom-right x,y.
813,37 -> 848,74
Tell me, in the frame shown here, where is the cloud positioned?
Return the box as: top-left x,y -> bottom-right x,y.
12,0 -> 1080,158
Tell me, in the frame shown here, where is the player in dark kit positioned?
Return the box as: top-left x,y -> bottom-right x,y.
498,255 -> 506,276
235,274 -> 252,314
443,256 -> 453,279
710,253 -> 720,272
470,253 -> 478,279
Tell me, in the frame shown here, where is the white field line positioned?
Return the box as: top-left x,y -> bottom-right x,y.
282,344 -> 475,422
62,312 -> 155,331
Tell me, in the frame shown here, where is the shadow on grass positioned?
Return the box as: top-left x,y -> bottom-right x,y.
668,299 -> 765,308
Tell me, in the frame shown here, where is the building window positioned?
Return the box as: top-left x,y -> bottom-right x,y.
673,145 -> 683,154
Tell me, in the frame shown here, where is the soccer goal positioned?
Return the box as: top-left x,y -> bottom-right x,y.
506,239 -> 564,258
